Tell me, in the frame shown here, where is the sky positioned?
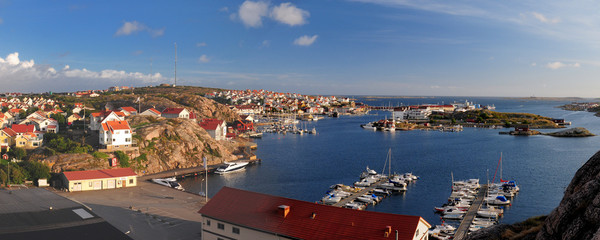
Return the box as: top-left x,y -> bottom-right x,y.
1,0 -> 599,97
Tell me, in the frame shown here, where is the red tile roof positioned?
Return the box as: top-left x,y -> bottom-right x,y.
11,124 -> 35,133
102,121 -> 131,132
146,108 -> 160,114
199,187 -> 430,240
1,127 -> 17,137
120,106 -> 137,112
62,168 -> 137,181
199,119 -> 223,131
162,108 -> 185,114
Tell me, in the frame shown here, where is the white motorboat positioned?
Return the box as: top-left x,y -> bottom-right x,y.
152,177 -> 185,191
361,122 -> 377,130
321,194 -> 342,204
485,195 -> 511,205
215,161 -> 249,174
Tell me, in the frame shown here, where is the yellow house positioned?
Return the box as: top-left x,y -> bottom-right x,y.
61,168 -> 138,192
0,128 -> 16,152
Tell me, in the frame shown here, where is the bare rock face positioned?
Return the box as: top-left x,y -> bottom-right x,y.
134,117 -> 238,175
536,151 -> 600,240
138,93 -> 238,121
42,153 -> 109,173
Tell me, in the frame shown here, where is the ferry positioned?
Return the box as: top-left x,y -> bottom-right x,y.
215,161 -> 249,174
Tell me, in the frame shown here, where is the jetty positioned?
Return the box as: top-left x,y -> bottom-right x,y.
453,184 -> 489,240
332,178 -> 388,207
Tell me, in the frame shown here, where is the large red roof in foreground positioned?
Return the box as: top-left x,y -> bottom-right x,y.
199,187 -> 430,240
63,168 -> 137,181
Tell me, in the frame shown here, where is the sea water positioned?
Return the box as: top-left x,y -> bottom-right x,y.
180,97 -> 600,225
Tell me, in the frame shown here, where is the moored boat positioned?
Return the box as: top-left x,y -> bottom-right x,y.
152,177 -> 185,191
215,161 -> 249,174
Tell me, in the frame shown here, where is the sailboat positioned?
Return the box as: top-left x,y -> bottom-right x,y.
490,152 -> 519,198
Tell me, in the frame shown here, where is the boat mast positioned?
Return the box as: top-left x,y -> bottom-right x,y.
500,152 -> 503,181
388,148 -> 392,178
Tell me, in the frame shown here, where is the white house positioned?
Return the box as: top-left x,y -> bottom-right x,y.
199,119 -> 227,141
161,108 -> 190,119
140,108 -> 161,117
89,111 -> 126,131
99,120 -> 132,150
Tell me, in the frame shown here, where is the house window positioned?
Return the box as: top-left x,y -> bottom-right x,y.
125,138 -> 131,142
217,223 -> 224,230
232,227 -> 240,234
129,179 -> 133,184
112,139 -> 116,142
89,182 -> 93,187
206,219 -> 211,226
125,130 -> 129,134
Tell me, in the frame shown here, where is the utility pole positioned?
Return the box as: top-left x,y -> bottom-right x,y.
174,42 -> 177,87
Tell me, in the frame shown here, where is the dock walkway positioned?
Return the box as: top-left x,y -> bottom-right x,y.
453,184 -> 488,240
332,178 -> 388,207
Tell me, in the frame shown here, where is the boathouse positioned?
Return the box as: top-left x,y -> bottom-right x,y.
514,124 -> 530,132
61,168 -> 137,192
199,187 -> 431,240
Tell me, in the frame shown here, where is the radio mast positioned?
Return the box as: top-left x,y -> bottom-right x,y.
174,42 -> 177,87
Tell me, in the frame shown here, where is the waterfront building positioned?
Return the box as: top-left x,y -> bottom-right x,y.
60,168 -> 137,191
199,119 -> 227,141
199,187 -> 431,240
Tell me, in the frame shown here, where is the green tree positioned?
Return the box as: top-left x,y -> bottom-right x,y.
9,147 -> 26,160
20,161 -> 51,181
50,113 -> 67,125
114,151 -> 130,167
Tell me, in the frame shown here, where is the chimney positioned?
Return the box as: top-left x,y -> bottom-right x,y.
278,205 -> 290,218
384,226 -> 392,237
311,212 -> 316,219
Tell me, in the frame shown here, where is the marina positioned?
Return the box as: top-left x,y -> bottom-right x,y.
180,96 -> 600,230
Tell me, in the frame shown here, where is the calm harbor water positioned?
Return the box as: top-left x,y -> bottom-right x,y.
180,97 -> 600,225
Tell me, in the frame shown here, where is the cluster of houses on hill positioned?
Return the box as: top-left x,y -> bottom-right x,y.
390,100 -> 494,121
0,95 -> 250,156
206,89 -> 366,115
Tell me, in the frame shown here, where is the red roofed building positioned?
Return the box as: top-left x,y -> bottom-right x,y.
61,168 -> 137,191
141,107 -> 162,117
199,187 -> 431,240
99,120 -> 133,150
199,119 -> 226,141
11,124 -> 36,135
119,106 -> 138,116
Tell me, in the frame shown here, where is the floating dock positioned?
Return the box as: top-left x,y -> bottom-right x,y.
332,178 -> 389,207
453,184 -> 489,240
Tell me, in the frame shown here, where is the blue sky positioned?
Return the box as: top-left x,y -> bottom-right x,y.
0,0 -> 598,97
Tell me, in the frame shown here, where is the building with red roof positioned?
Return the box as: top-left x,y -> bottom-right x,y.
119,106 -> 138,116
140,108 -> 161,117
99,120 -> 133,150
61,168 -> 137,191
199,119 -> 226,140
199,187 -> 431,240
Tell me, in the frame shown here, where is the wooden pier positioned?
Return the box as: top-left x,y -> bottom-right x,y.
332,178 -> 388,207
453,184 -> 489,240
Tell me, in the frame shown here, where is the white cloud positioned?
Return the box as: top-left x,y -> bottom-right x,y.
198,55 -> 210,63
271,2 -> 309,26
0,52 -> 164,92
115,21 -> 165,37
531,62 -> 537,66
261,40 -> 270,47
0,18 -> 3,24
197,42 -> 207,47
293,35 -> 318,46
546,61 -> 580,70
238,1 -> 269,28
531,12 -> 560,24
219,7 -> 229,12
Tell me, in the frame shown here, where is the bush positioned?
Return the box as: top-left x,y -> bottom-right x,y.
91,151 -> 109,159
20,161 -> 51,181
9,147 -> 27,160
114,151 -> 130,167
